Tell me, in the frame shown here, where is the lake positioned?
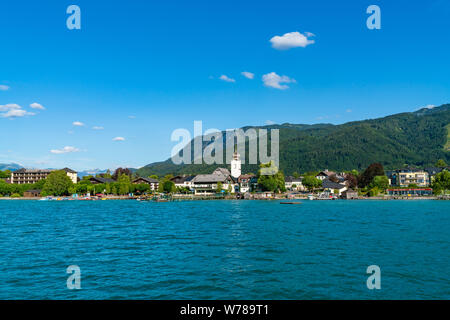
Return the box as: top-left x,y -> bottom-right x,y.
0,199 -> 448,299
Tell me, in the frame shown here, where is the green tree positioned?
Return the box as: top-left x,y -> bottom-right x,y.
370,175 -> 389,192
161,180 -> 176,193
42,170 -> 73,196
0,170 -> 11,179
257,162 -> 285,193
216,181 -> 223,193
117,174 -> 131,195
358,163 -> 385,188
432,170 -> 450,194
302,176 -> 322,191
435,159 -> 447,167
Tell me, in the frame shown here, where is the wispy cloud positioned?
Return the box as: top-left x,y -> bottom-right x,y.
72,121 -> 85,126
128,115 -> 136,119
30,102 -> 45,110
0,85 -> 10,91
219,75 -> 236,83
265,120 -> 276,125
112,137 -> 125,141
241,71 -> 255,79
346,109 -> 352,113
262,72 -> 296,90
0,104 -> 35,118
92,126 -> 104,130
270,31 -> 315,50
50,146 -> 80,154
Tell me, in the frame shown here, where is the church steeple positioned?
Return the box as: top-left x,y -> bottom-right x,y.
231,144 -> 241,178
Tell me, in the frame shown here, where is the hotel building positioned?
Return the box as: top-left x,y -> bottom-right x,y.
11,168 -> 78,184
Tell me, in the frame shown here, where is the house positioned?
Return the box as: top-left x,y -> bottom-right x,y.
341,189 -> 358,199
132,177 -> 159,191
23,189 -> 41,197
171,175 -> 195,189
89,177 -> 116,185
11,168 -> 77,184
387,188 -> 433,196
316,170 -> 336,181
284,176 -> 305,191
238,174 -> 255,193
322,179 -> 347,195
191,169 -> 237,195
390,167 -> 430,187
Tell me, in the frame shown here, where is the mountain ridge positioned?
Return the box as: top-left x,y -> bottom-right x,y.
136,104 -> 450,177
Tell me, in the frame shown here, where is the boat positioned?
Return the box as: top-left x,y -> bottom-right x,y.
307,195 -> 315,200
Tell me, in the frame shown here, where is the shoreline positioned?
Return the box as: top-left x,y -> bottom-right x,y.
0,196 -> 447,201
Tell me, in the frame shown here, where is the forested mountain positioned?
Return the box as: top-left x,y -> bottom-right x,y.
136,104 -> 450,177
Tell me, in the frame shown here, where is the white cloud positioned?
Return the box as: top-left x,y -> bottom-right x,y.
72,121 -> 85,126
219,75 -> 236,83
1,109 -> 35,118
346,109 -> 352,113
241,71 -> 255,79
262,72 -> 296,90
50,146 -> 80,154
0,85 -> 10,91
112,137 -> 125,141
29,102 -> 45,110
270,31 -> 315,50
0,103 -> 21,111
423,104 -> 435,109
128,115 -> 136,119
265,120 -> 276,125
0,104 -> 35,118
92,126 -> 104,130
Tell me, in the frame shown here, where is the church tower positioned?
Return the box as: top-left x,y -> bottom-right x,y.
231,148 -> 241,178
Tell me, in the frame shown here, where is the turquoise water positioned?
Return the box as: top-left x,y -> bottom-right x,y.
0,199 -> 448,299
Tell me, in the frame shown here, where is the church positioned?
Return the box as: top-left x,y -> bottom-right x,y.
190,150 -> 255,195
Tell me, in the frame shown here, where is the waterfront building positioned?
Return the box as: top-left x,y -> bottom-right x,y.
90,177 -> 116,185
322,179 -> 348,195
238,174 -> 256,193
341,189 -> 358,199
390,167 -> 430,187
11,168 -> 77,184
316,169 -> 336,181
191,169 -> 237,195
387,188 -> 433,196
23,189 -> 42,198
132,177 -> 159,191
171,175 -> 195,189
284,176 -> 305,191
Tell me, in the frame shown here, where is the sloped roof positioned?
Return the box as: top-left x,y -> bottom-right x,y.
133,177 -> 159,183
90,177 -> 116,184
322,179 -> 346,190
213,168 -> 231,176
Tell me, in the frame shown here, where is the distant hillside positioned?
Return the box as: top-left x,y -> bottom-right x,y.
0,163 -> 22,171
136,104 -> 450,177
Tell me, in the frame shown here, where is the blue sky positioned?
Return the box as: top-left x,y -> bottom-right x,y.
1,0 -> 449,171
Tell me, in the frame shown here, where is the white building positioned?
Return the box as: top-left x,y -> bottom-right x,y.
231,151 -> 241,178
